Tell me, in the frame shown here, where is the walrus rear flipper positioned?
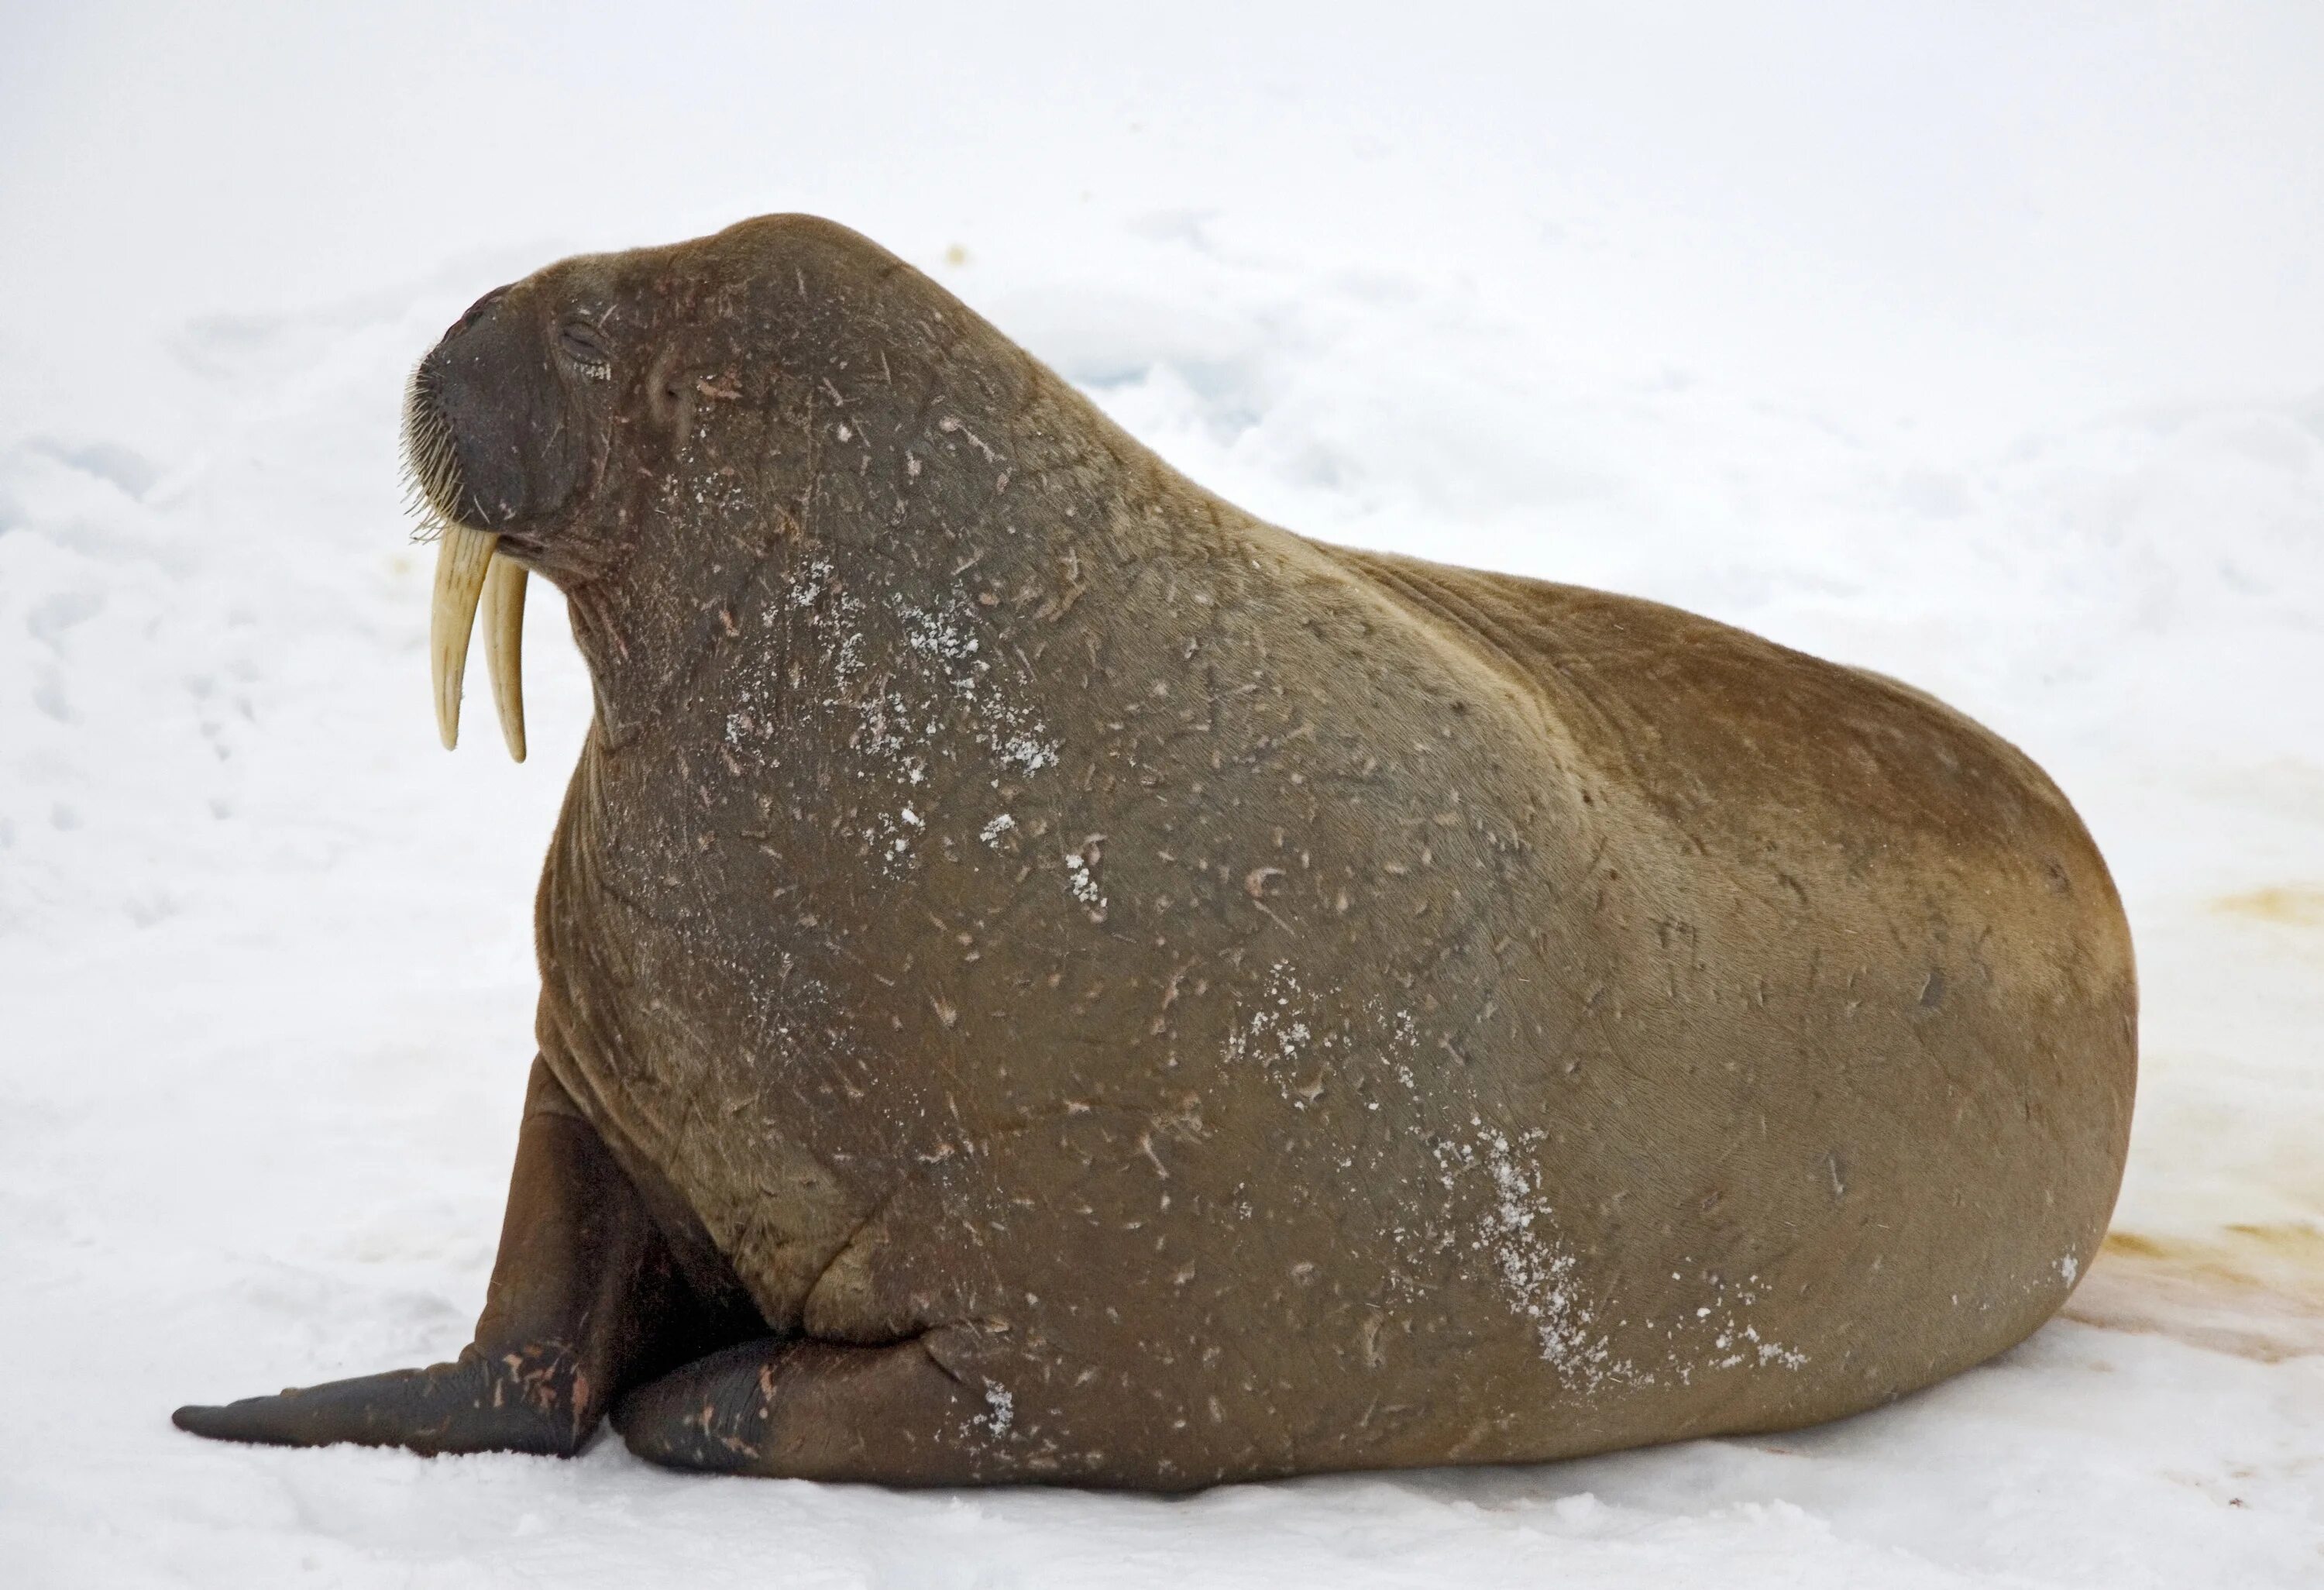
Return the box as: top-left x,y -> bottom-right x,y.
174,1058 -> 734,1458
611,1327 -> 1023,1485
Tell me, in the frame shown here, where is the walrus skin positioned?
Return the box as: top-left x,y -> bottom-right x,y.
176,215 -> 2137,1488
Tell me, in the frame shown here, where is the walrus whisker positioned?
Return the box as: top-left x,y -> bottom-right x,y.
399,359 -> 470,532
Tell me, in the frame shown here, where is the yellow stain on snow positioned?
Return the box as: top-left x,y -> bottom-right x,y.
2211,885 -> 2324,927
2064,1224 -> 2324,1362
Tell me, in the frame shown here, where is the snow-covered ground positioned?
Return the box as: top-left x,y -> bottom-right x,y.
3,4 -> 2319,1584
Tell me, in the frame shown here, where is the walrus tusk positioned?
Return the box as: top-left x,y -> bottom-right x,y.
430,522 -> 499,749
481,555 -> 528,762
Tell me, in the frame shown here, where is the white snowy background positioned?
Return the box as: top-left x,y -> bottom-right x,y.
2,3 -> 2319,1584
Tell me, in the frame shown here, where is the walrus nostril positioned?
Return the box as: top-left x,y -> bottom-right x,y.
447,284 -> 512,339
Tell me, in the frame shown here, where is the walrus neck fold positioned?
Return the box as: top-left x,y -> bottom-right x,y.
562,570 -> 714,753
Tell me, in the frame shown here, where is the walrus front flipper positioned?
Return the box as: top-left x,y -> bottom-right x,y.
175,1058 -> 709,1458
612,1330 -> 1023,1485
170,1345 -> 592,1456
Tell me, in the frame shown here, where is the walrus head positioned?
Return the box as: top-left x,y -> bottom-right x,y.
404,215 -> 1073,764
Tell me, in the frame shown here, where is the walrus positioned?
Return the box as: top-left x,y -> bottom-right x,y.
175,215 -> 2136,1488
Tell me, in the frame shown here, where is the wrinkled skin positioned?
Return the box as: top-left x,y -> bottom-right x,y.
177,215 -> 2137,1488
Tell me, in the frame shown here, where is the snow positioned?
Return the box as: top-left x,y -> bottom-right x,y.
3,2 -> 2322,1583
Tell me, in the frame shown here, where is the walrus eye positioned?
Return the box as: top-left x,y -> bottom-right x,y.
558,319 -> 613,382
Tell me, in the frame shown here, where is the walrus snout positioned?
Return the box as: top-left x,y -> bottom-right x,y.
405,284 -> 590,762
411,286 -> 586,532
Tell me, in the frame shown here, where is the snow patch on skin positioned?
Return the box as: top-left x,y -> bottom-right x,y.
1001,735 -> 1060,773
901,601 -> 981,668
1225,962 -> 1339,1108
1656,1271 -> 1810,1378
764,575 -> 1061,876
969,1383 -> 1015,1440
789,559 -> 831,611
1064,836 -> 1106,920
2060,1251 -> 2081,1287
1064,853 -> 1102,907
1433,1124 -> 1628,1384
979,813 -> 1017,848
1418,1111 -> 1810,1385
1757,1337 -> 1810,1371
899,596 -> 1060,777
